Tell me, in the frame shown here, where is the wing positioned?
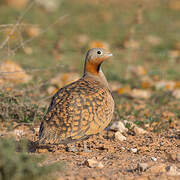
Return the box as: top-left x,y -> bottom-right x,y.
39,78 -> 114,144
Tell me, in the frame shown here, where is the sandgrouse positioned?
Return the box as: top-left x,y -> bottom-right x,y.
39,48 -> 114,147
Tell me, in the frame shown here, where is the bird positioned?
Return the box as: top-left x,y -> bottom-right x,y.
38,48 -> 114,150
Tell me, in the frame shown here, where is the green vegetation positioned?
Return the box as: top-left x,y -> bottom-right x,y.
0,138 -> 64,180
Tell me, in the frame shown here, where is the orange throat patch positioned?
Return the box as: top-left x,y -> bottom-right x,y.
85,62 -> 101,75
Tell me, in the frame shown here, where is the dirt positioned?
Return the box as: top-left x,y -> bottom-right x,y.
1,122 -> 179,180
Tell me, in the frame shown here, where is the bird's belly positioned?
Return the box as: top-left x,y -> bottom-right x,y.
85,95 -> 114,136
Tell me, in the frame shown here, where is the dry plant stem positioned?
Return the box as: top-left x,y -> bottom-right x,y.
1,14 -> 68,61
0,1 -> 35,50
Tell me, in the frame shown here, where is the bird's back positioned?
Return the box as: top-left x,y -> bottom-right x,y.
39,75 -> 114,144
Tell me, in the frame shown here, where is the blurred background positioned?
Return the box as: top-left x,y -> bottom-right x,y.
0,0 -> 180,129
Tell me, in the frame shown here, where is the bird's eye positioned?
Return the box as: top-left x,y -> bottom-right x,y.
97,51 -> 102,55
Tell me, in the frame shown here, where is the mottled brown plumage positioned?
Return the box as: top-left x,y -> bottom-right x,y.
39,48 -> 114,145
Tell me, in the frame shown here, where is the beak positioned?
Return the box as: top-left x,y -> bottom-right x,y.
106,52 -> 113,58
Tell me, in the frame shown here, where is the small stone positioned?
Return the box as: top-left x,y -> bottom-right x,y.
149,163 -> 166,174
131,148 -> 138,153
115,131 -> 126,141
35,0 -> 60,12
169,0 -> 180,11
131,89 -> 151,99
166,152 -> 180,162
173,89 -> 180,99
134,126 -> 147,135
14,129 -> 25,137
177,153 -> 180,162
151,157 -> 157,161
5,0 -> 28,9
137,163 -> 149,172
166,165 -> 180,176
85,158 -> 104,169
25,26 -> 41,38
34,127 -> 40,134
0,60 -> 31,84
110,121 -> 127,133
123,39 -> 140,49
128,65 -> 147,76
155,81 -> 175,91
76,34 -> 89,46
23,47 -> 33,55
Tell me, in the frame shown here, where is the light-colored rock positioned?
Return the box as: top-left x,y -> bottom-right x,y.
169,50 -> 180,59
134,126 -> 147,135
173,90 -> 180,99
14,129 -> 25,137
137,163 -> 149,172
167,152 -> 180,162
23,47 -> 33,55
85,158 -> 104,169
4,0 -> 28,9
123,39 -> 140,49
0,60 -> 31,84
169,0 -> 180,11
118,85 -> 131,95
131,148 -> 137,153
131,89 -> 151,99
76,34 -> 89,46
35,0 -> 61,12
25,26 -> 41,38
166,165 -> 180,176
155,81 -> 175,91
176,153 -> 180,162
128,65 -> 147,76
115,131 -> 126,141
149,163 -> 166,174
110,121 -> 128,133
151,157 -> 157,161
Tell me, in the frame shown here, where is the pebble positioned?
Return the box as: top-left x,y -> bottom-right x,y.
173,89 -> 180,99
166,165 -> 180,176
137,163 -> 149,172
134,126 -> 147,135
176,153 -> 180,162
14,129 -> 25,137
166,152 -> 180,162
149,163 -> 166,174
110,121 -> 128,133
115,131 -> 126,141
85,158 -> 104,169
151,157 -> 157,161
131,89 -> 151,99
131,148 -> 138,153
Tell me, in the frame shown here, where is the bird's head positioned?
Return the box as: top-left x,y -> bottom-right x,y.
84,48 -> 113,75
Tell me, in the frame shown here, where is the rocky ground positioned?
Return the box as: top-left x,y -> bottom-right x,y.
1,118 -> 179,180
